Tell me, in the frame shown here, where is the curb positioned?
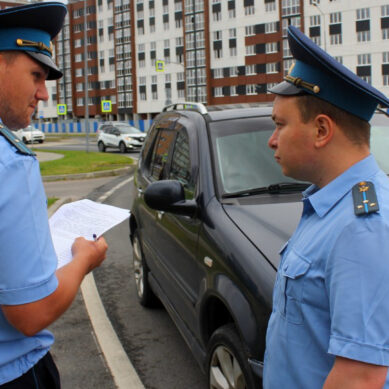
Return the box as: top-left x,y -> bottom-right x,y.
42,166 -> 135,182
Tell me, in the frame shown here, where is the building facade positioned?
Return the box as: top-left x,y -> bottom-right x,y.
2,0 -> 387,123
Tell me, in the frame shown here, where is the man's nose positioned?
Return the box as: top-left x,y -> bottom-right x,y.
36,82 -> 49,101
268,130 -> 278,149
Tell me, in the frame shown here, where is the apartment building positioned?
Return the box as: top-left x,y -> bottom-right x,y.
4,0 -> 386,122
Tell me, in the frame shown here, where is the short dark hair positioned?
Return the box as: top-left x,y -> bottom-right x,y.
295,94 -> 371,146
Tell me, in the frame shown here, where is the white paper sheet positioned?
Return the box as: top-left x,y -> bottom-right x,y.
49,199 -> 130,268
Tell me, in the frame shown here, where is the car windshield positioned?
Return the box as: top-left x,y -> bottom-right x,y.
210,112 -> 389,196
115,124 -> 141,134
370,112 -> 389,173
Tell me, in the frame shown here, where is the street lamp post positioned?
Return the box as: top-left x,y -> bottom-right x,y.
312,1 -> 327,51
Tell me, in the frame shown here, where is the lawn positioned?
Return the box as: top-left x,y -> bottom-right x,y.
38,150 -> 133,176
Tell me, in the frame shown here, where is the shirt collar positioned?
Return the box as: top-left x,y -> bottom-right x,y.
303,155 -> 380,218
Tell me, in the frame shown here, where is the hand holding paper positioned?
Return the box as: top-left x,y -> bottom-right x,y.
49,199 -> 130,268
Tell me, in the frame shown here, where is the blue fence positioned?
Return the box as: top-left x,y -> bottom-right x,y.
33,119 -> 153,134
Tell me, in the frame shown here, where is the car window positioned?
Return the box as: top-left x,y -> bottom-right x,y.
115,125 -> 141,134
210,116 -> 299,194
169,130 -> 194,199
149,129 -> 175,181
370,112 -> 389,173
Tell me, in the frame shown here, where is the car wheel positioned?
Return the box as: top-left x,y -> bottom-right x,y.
38,140 -> 44,144
132,230 -> 159,307
207,324 -> 256,389
119,141 -> 127,153
98,141 -> 106,152
22,137 -> 28,144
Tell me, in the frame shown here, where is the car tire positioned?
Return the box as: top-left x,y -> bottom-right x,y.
22,137 -> 28,144
132,230 -> 159,307
207,324 -> 256,389
98,141 -> 106,152
119,141 -> 127,153
38,140 -> 44,144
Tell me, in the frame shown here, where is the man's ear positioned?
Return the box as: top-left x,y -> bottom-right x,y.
314,114 -> 334,149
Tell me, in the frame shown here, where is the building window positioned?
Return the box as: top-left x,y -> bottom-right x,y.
229,8 -> 236,18
330,12 -> 342,24
230,85 -> 237,95
245,5 -> 255,15
281,0 -> 299,17
246,64 -> 255,75
330,33 -> 342,45
266,42 -> 278,54
283,59 -> 293,75
213,10 -> 221,21
384,75 -> 389,85
245,25 -> 255,36
265,1 -> 276,12
358,53 -> 371,65
383,28 -> 389,40
214,48 -> 223,59
266,62 -> 278,74
214,87 -> 223,97
246,84 -> 257,95
265,21 -> 278,34
356,7 -> 370,20
357,30 -> 370,42
246,45 -> 255,56
213,68 -> 223,78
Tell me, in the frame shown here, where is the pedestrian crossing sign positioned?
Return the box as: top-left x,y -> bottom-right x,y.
156,60 -> 164,72
101,100 -> 112,113
57,104 -> 67,115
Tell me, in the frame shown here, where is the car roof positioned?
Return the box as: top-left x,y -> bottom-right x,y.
162,102 -> 273,122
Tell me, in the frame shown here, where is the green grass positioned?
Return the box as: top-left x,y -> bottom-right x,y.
38,150 -> 133,176
44,133 -> 97,142
47,197 -> 58,207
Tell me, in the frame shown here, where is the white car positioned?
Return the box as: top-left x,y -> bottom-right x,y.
14,125 -> 45,144
97,122 -> 146,153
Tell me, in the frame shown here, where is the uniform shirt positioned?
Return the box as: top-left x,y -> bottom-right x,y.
263,155 -> 389,388
0,133 -> 58,384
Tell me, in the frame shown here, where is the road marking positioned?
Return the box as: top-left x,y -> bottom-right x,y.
80,176 -> 145,389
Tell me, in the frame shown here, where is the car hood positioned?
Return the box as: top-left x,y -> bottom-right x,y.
223,199 -> 303,268
127,133 -> 145,140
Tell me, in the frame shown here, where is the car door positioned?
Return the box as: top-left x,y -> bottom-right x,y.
135,117 -> 178,289
104,126 -> 115,146
150,121 -> 203,333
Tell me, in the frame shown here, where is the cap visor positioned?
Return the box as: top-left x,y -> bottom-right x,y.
26,51 -> 62,80
269,81 -> 307,96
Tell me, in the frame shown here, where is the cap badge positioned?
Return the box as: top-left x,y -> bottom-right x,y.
16,38 -> 53,55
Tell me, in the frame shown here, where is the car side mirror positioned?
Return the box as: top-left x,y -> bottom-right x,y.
144,180 -> 197,217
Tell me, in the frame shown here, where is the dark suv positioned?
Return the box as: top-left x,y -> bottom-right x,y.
129,103 -> 389,388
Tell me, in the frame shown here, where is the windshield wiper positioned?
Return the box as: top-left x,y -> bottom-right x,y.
222,182 -> 309,198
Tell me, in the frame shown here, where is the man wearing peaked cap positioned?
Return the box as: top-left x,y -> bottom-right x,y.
264,26 -> 389,388
0,3 -> 108,388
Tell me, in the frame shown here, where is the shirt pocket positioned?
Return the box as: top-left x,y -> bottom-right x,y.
278,249 -> 311,325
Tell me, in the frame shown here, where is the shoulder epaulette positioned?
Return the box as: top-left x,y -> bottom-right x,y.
352,181 -> 379,216
0,124 -> 36,156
